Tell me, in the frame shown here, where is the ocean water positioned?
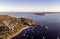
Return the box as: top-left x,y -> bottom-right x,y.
0,12 -> 60,39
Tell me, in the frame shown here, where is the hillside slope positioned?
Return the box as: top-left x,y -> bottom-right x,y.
0,15 -> 25,39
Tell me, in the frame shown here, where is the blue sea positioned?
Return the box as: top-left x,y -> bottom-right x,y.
0,12 -> 60,39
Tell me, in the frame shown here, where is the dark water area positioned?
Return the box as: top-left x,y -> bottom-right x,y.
0,12 -> 60,39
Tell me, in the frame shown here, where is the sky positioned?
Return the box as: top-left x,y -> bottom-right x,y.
0,0 -> 60,12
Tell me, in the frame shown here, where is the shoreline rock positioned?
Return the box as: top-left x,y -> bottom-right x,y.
19,18 -> 35,26
0,15 -> 48,39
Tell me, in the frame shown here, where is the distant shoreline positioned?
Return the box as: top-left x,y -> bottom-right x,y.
0,12 -> 60,13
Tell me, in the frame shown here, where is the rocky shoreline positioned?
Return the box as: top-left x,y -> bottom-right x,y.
0,15 -> 48,39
